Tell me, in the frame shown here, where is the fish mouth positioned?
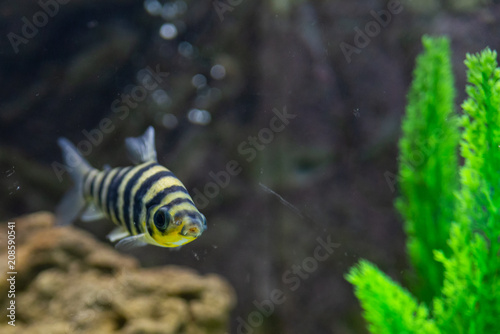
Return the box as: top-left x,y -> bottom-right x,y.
181,223 -> 203,237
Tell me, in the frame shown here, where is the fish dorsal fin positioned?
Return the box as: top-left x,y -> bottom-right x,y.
115,234 -> 148,251
125,126 -> 157,164
80,203 -> 106,222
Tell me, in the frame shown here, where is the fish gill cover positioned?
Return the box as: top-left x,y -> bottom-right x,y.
346,36 -> 500,334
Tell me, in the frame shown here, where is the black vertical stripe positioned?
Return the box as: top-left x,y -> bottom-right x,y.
102,169 -> 121,216
88,171 -> 97,198
132,170 -> 175,234
107,167 -> 131,225
145,186 -> 190,223
82,170 -> 95,197
161,197 -> 195,211
148,197 -> 196,226
122,163 -> 157,234
97,170 -> 113,211
145,185 -> 189,208
91,172 -> 103,203
172,210 -> 200,221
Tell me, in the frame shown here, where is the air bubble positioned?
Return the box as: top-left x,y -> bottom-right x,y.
210,64 -> 226,80
159,23 -> 178,40
178,41 -> 193,57
144,0 -> 162,15
162,114 -> 178,129
191,74 -> 207,89
161,3 -> 178,20
187,108 -> 211,125
151,89 -> 171,106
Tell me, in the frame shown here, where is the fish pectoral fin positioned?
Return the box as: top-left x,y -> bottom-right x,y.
115,234 -> 148,251
106,227 -> 130,242
80,203 -> 106,222
125,126 -> 157,164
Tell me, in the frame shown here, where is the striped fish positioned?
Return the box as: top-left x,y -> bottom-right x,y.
55,127 -> 206,249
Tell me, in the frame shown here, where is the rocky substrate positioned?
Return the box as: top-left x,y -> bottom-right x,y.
0,212 -> 235,334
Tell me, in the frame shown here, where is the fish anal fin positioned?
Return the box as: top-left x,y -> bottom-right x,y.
115,234 -> 148,251
107,227 -> 130,242
80,203 -> 106,222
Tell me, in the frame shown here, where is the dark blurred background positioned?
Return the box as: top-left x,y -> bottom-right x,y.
1,0 -> 500,333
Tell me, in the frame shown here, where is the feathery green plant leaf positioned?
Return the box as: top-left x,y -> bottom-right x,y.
346,260 -> 439,334
433,47 -> 500,334
396,36 -> 459,304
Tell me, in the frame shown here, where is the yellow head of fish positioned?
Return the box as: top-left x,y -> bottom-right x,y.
146,205 -> 206,247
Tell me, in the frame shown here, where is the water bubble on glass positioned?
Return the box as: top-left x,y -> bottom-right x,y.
6,167 -> 15,177
187,108 -> 211,125
8,181 -> 20,195
191,74 -> 207,89
210,64 -> 226,80
162,113 -> 178,129
161,3 -> 178,20
152,89 -> 171,106
136,69 -> 153,84
159,23 -> 178,40
178,41 -> 193,58
144,0 -> 162,15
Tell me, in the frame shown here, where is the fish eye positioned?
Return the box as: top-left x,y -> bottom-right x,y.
154,208 -> 171,231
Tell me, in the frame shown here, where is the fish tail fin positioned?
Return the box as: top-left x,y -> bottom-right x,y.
55,138 -> 92,226
57,137 -> 92,181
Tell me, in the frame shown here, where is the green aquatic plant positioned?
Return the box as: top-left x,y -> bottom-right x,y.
433,46 -> 500,334
395,36 -> 459,304
346,36 -> 500,333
